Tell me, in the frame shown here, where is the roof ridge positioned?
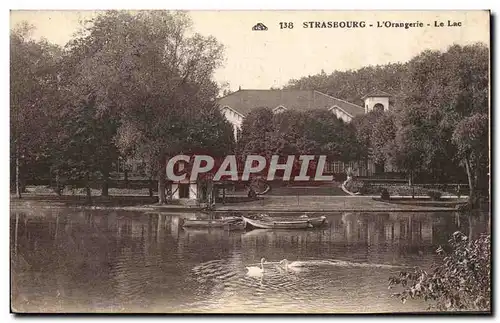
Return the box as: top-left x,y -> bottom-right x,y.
217,89 -> 241,100
314,90 -> 364,109
219,105 -> 245,118
327,105 -> 354,118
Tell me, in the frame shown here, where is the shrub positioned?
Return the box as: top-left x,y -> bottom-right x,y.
389,232 -> 491,312
345,179 -> 363,194
428,190 -> 442,201
380,188 -> 390,200
359,182 -> 372,195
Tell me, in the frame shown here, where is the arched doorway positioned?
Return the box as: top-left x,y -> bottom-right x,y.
373,103 -> 385,112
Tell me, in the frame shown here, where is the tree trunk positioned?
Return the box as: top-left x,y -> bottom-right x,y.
409,171 -> 415,199
149,175 -> 154,198
85,173 -> 92,203
157,157 -> 166,204
15,144 -> 21,199
101,170 -> 109,197
464,157 -> 477,209
124,169 -> 129,188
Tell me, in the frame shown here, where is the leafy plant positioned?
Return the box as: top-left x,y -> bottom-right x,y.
389,232 -> 491,312
427,190 -> 442,201
380,188 -> 390,200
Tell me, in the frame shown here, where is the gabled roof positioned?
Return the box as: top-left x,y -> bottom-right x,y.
217,89 -> 364,117
316,91 -> 365,117
361,89 -> 392,99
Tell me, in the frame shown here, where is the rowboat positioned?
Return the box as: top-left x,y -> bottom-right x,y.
183,216 -> 242,229
242,216 -> 312,229
183,221 -> 245,232
301,215 -> 327,227
257,214 -> 328,228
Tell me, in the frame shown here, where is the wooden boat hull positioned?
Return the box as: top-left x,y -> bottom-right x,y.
306,216 -> 327,227
183,222 -> 245,232
257,214 -> 327,228
242,216 -> 312,229
183,218 -> 243,229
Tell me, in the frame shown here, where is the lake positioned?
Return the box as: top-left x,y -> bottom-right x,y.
10,208 -> 489,313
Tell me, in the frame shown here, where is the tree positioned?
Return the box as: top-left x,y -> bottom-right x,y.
239,108 -> 362,179
352,110 -> 396,174
238,107 -> 275,158
284,43 -> 489,199
284,63 -> 406,107
51,94 -> 119,201
452,113 -> 489,208
63,11 -> 229,203
398,43 -> 489,199
10,23 -> 62,198
389,231 -> 490,312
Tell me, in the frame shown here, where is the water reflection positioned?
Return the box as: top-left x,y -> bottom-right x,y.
10,209 -> 489,313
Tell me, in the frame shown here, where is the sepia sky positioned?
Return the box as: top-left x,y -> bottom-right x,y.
10,10 -> 490,91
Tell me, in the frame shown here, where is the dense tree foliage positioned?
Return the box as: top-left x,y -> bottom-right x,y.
395,44 -> 489,205
238,108 -> 362,177
284,65 -> 406,107
10,23 -> 62,197
351,110 -> 396,172
389,231 -> 490,312
288,43 -> 489,205
11,11 -> 234,203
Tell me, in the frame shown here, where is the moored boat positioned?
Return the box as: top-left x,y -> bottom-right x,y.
183,216 -> 242,229
257,214 -> 327,228
301,215 -> 327,227
242,216 -> 312,230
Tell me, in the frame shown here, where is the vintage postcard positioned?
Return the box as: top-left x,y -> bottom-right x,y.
10,10 -> 491,314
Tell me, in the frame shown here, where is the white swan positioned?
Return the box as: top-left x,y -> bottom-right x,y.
278,259 -> 305,273
246,258 -> 266,277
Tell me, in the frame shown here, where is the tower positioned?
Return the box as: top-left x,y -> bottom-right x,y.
361,90 -> 392,113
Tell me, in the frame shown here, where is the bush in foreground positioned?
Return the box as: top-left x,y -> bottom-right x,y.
388,232 -> 491,312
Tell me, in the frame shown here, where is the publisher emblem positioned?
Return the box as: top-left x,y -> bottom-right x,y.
252,22 -> 268,31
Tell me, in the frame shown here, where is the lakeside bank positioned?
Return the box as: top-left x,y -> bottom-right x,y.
10,194 -> 466,213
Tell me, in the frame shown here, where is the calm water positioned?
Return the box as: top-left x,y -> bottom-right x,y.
10,208 -> 489,313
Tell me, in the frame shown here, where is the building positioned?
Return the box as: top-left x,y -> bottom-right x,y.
361,89 -> 392,113
218,88 -> 392,176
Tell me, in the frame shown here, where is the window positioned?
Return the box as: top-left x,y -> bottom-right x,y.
324,162 -> 333,173
333,161 -> 340,173
179,184 -> 190,198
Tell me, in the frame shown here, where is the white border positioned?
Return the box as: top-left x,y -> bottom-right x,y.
3,2 -> 498,323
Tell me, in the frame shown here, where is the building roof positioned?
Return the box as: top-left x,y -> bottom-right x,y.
361,89 -> 393,99
217,89 -> 364,117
